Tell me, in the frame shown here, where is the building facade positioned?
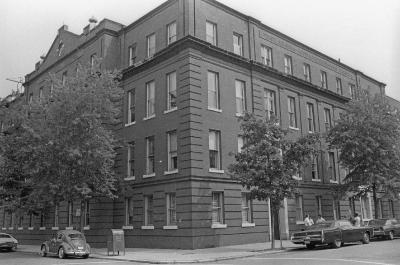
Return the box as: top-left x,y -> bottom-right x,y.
1,0 -> 399,249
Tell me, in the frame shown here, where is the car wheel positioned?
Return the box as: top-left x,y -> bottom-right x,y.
388,231 -> 394,240
40,245 -> 47,257
83,254 -> 89,259
306,244 -> 315,250
331,239 -> 342,248
58,247 -> 66,259
362,232 -> 370,244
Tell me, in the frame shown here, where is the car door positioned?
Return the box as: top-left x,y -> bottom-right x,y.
339,221 -> 352,242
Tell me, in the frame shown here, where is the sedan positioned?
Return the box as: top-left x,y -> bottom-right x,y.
40,230 -> 90,259
365,218 -> 400,240
291,220 -> 373,249
0,233 -> 18,251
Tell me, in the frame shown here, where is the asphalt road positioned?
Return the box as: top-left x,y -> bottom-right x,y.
1,239 -> 400,265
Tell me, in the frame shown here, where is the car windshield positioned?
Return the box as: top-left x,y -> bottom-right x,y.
68,233 -> 84,239
0,234 -> 11,238
368,220 -> 386,226
306,222 -> 334,229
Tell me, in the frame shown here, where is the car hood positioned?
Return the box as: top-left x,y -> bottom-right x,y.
0,238 -> 17,243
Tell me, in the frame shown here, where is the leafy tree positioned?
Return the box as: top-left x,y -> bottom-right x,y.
228,113 -> 320,249
327,93 -> 400,219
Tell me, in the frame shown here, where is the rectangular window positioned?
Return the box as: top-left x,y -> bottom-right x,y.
206,21 -> 217,45
29,213 -> 33,227
320,71 -> 327,89
376,199 -> 383,219
40,212 -> 45,227
212,192 -> 224,224
303,63 -> 311,82
146,81 -> 155,118
127,90 -> 135,124
237,136 -> 244,153
84,200 -> 90,226
361,196 -> 370,220
29,93 -> 33,104
241,193 -> 253,224
128,45 -> 136,66
235,80 -> 246,115
18,215 -> 23,227
349,84 -> 356,99
90,54 -> 96,69
167,71 -> 177,110
144,195 -> 154,226
328,152 -> 336,181
349,197 -> 356,216
264,89 -> 276,119
146,136 -> 155,175
207,71 -> 220,110
311,156 -> 319,180
306,103 -> 315,132
336,78 -> 342,95
316,196 -> 322,216
284,55 -> 293,75
324,108 -> 332,131
167,131 -> 178,171
67,201 -> 73,227
261,45 -> 273,67
62,71 -> 67,86
209,130 -> 221,170
39,87 -> 43,102
167,22 -> 177,45
233,33 -> 243,56
389,200 -> 395,218
127,142 -> 135,177
295,195 -> 304,222
147,33 -> 156,58
125,197 -> 133,226
288,96 -> 297,128
333,198 -> 340,220
54,204 -> 59,227
166,193 -> 177,226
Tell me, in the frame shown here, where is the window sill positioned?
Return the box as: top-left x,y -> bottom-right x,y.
83,226 -> 90,230
208,107 -> 222,113
296,221 -> 305,225
311,179 -> 321,182
209,169 -> 225,174
330,180 -> 339,184
143,115 -> 155,121
124,122 -> 136,127
164,170 -> 178,175
122,225 -> 133,230
17,227 -> 23,230
143,173 -> 155,179
65,226 -> 73,230
124,176 -> 136,181
289,126 -> 300,131
211,223 -> 227,229
163,108 -> 177,114
39,227 -> 46,230
8,227 -> 14,230
163,225 -> 178,230
51,227 -> 59,230
141,225 -> 155,230
28,227 -> 34,230
242,223 -> 255,228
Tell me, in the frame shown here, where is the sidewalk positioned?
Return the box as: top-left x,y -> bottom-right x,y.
18,240 -> 300,264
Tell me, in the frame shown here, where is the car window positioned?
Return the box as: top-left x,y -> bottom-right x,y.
0,234 -> 11,238
57,233 -> 63,240
68,233 -> 84,239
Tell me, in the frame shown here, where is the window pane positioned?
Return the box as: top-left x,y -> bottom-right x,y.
235,80 -> 245,114
167,72 -> 177,109
207,72 -> 219,109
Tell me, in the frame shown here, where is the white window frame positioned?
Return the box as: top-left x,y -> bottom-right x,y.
209,130 -> 221,170
336,77 -> 342,95
125,197 -> 134,226
67,201 -> 73,227
284,55 -> 292,75
167,22 -> 177,45
84,200 -> 90,227
127,90 -> 135,125
324,108 -> 332,131
145,136 -> 155,176
90,54 -> 96,69
295,195 -> 304,223
166,71 -> 177,111
211,192 -> 225,226
389,200 -> 395,218
333,198 -> 340,220
147,33 -> 156,58
128,45 -> 136,66
320,71 -> 328,89
241,192 -> 253,225
127,142 -> 135,179
166,193 -> 177,226
145,81 -> 155,118
303,63 -> 311,82
167,131 -> 178,172
206,21 -> 217,45
264,89 -> 276,119
62,71 -> 67,86
233,33 -> 243,56
328,152 -> 337,181
306,103 -> 315,132
207,71 -> 220,110
349,84 -> 356,99
235,80 -> 246,115
39,87 -> 43,103
288,96 -> 297,128
261,45 -> 273,67
144,195 -> 154,226
311,156 -> 319,180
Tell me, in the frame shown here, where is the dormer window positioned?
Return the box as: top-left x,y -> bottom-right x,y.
57,41 -> 64,56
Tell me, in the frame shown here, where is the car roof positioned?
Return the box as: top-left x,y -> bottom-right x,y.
0,233 -> 12,236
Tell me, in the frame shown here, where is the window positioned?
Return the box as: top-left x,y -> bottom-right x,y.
233,33 -> 243,56
295,195 -> 304,222
349,84 -> 356,99
237,136 -> 244,153
333,198 -> 340,220
146,81 -> 155,118
167,131 -> 178,172
349,197 -> 356,216
18,215 -> 23,227
207,71 -> 220,110
284,55 -> 292,75
90,54 -> 96,69
303,63 -> 311,82
128,45 -> 136,66
212,192 -> 224,224
336,78 -> 342,95
54,204 -> 59,227
206,21 -> 217,45
167,72 -> 177,110
29,213 -> 33,227
147,33 -> 156,58
146,136 -> 155,175
328,152 -> 336,181
40,212 -> 45,227
50,82 -> 54,95
125,197 -> 133,226
39,87 -> 43,102
320,71 -> 327,89
288,96 -> 297,128
127,142 -> 135,177
62,71 -> 67,86
84,200 -> 90,226
261,45 -> 273,67
127,90 -> 135,124
311,156 -> 319,180
241,193 -> 253,224
209,130 -> 221,170
316,196 -> 322,216
29,93 -> 33,104
389,200 -> 395,218
144,195 -> 154,226
376,199 -> 383,219
360,196 -> 370,220
306,103 -> 315,132
67,201 -> 73,227
324,108 -> 332,131
264,89 -> 276,119
166,193 -> 177,226
235,80 -> 246,115
167,22 -> 177,45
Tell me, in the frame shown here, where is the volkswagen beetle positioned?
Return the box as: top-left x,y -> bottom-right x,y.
40,230 -> 90,259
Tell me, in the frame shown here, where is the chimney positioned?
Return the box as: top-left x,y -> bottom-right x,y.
89,16 -> 98,30
58,24 -> 68,34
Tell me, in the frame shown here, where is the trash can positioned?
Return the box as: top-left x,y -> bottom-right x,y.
107,229 -> 125,256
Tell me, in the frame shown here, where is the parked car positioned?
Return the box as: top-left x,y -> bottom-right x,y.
365,218 -> 400,240
291,220 -> 373,249
0,233 -> 18,251
40,230 -> 90,259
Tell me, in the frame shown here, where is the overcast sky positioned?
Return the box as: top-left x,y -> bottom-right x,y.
1,0 -> 399,100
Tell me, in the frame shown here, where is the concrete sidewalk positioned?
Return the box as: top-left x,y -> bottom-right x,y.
18,240 -> 301,264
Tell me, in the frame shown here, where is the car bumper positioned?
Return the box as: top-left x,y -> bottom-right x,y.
0,242 -> 17,248
291,237 -> 323,245
64,249 -> 89,256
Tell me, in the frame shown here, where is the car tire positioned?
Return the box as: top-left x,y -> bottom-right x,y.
362,232 -> 370,244
40,245 -> 47,257
83,254 -> 89,259
306,244 -> 315,250
331,239 -> 342,248
388,231 -> 394,240
58,247 -> 66,259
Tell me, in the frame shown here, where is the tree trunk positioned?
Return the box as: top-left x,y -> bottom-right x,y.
270,205 -> 275,249
372,181 -> 378,219
278,206 -> 283,249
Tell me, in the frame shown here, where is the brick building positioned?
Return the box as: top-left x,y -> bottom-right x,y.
1,0 -> 399,249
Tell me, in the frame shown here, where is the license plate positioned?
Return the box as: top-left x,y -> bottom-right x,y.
78,246 -> 84,250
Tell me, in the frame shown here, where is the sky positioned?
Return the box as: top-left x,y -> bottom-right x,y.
0,0 -> 399,100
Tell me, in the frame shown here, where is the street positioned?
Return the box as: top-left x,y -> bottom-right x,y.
1,239 -> 400,265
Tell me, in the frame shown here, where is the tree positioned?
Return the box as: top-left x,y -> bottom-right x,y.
228,113 -> 320,249
0,60 -> 123,227
327,93 -> 400,219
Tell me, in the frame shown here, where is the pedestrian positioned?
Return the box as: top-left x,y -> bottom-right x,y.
316,214 -> 326,224
354,213 -> 361,227
304,214 -> 314,226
